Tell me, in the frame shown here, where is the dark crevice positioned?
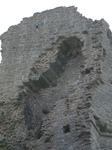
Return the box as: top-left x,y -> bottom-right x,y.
103,49 -> 106,57
85,67 -> 93,74
63,124 -> 70,133
36,25 -> 39,28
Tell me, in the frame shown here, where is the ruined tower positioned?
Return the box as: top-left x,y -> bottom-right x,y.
0,6 -> 112,150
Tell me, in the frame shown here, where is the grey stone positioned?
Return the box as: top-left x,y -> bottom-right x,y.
0,6 -> 112,150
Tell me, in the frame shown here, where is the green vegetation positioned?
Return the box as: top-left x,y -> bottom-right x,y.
82,30 -> 88,34
42,107 -> 49,114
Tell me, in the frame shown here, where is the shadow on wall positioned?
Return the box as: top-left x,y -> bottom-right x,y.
20,36 -> 84,133
0,36 -> 84,149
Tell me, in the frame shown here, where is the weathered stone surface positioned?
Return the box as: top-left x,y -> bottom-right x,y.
0,6 -> 112,150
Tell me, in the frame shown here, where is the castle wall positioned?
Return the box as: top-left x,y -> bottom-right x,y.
0,6 -> 112,150
0,6 -> 90,100
91,19 -> 112,150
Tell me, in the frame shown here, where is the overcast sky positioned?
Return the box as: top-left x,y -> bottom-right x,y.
0,0 -> 112,62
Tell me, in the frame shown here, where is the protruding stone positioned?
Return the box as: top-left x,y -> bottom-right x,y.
50,59 -> 65,76
23,80 -> 34,90
57,51 -> 68,65
30,77 -> 42,90
42,68 -> 57,86
40,74 -> 50,88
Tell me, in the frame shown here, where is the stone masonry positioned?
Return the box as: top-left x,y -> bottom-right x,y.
0,6 -> 112,150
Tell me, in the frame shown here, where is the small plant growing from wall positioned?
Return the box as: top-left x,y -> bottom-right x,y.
42,107 -> 49,114
82,30 -> 88,34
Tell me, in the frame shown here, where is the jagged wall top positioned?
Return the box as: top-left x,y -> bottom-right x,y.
0,6 -> 109,100
1,6 -> 112,150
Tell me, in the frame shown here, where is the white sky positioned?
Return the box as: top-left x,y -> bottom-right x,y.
0,0 -> 112,62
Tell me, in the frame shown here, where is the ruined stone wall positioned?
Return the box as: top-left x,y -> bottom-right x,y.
90,19 -> 112,149
0,6 -> 89,100
0,6 -> 112,150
